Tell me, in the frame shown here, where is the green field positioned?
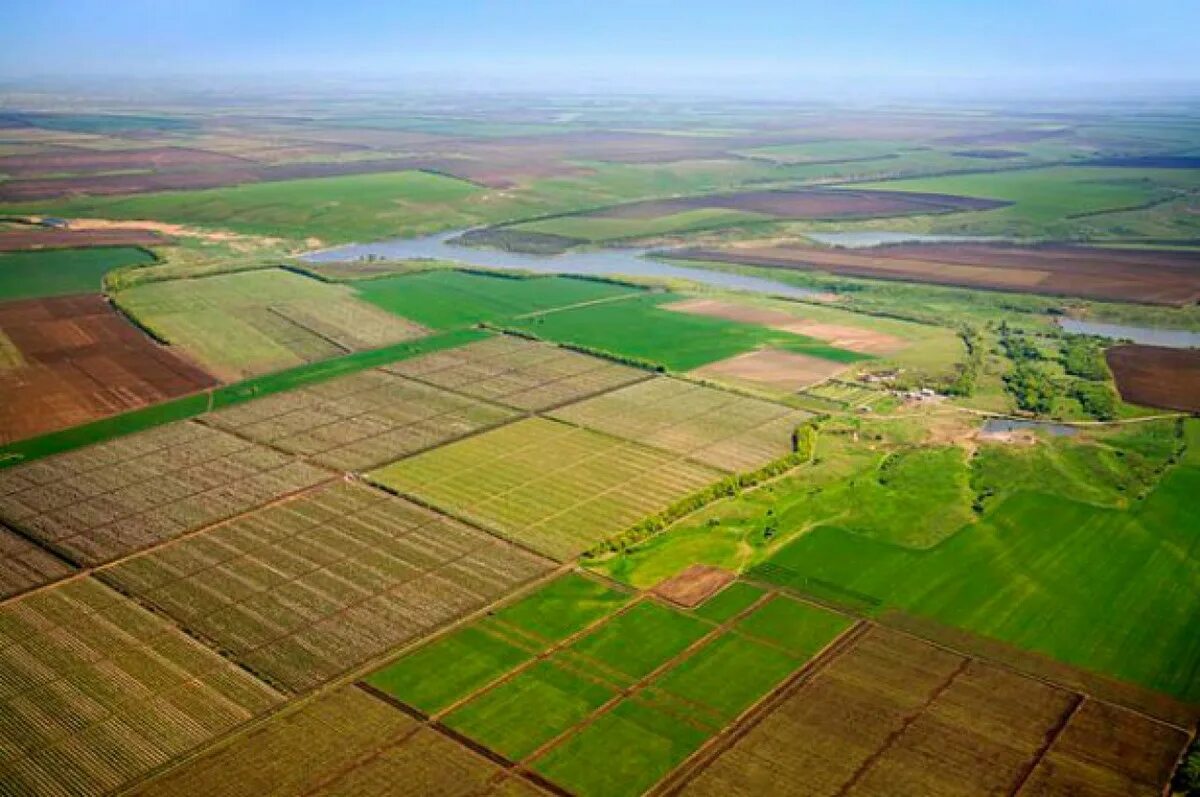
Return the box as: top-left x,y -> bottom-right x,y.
511,292 -> 870,371
567,601 -> 710,679
692,581 -> 766,622
0,246 -> 155,301
652,632 -> 796,721
513,207 -> 771,243
491,572 -> 631,643
734,595 -> 854,659
354,270 -> 640,329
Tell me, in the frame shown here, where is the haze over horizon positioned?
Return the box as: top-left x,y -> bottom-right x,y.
3,0 -> 1199,99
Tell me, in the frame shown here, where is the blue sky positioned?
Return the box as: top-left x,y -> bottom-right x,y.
3,0 -> 1198,95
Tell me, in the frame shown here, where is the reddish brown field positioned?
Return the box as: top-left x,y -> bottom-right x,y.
1106,344 -> 1200,412
590,189 -> 1005,220
0,227 -> 171,251
678,243 -> 1200,306
653,565 -> 736,608
0,294 -> 217,443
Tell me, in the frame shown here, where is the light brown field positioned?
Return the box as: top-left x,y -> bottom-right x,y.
0,522 -> 74,598
665,298 -> 906,354
652,565 -> 736,608
691,348 -> 848,392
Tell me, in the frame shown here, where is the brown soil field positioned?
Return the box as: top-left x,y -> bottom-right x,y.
692,348 -> 848,392
0,145 -> 254,177
653,565 -> 737,608
0,227 -> 171,251
665,298 -> 906,354
1106,344 -> 1200,412
673,625 -> 1189,797
590,188 -> 1006,220
0,294 -> 217,443
678,243 -> 1200,306
0,522 -> 73,599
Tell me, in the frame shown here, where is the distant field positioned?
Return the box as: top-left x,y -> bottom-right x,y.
355,270 -> 640,329
510,292 -> 869,371
0,577 -> 283,797
367,572 -> 851,797
0,246 -> 154,301
550,377 -> 808,472
371,417 -> 722,560
513,207 -> 771,242
1106,344 -> 1200,412
205,367 -> 517,471
105,481 -> 550,692
0,420 -> 331,565
387,335 -> 646,411
116,268 -> 426,379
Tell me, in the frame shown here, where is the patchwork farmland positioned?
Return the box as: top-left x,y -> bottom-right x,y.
371,418 -> 723,560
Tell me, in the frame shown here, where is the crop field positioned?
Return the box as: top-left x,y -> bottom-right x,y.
103,480 -> 551,692
1106,343 -> 1200,412
0,228 -> 169,253
0,522 -> 73,598
801,379 -> 882,408
691,348 -> 850,393
0,577 -> 284,797
204,368 -> 518,471
0,246 -> 155,301
354,270 -> 642,330
366,572 -> 854,797
0,420 -> 332,565
371,418 -> 723,559
509,293 -> 869,372
387,335 -> 647,411
677,242 -> 1200,306
549,377 -> 809,472
0,294 -> 218,444
675,625 -> 1189,797
513,208 -> 771,243
114,268 -> 428,379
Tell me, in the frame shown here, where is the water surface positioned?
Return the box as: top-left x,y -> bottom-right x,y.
981,419 -> 1079,437
1057,319 -> 1200,349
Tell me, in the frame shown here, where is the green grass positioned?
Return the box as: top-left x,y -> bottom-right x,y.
753,424 -> 1200,701
444,659 -> 614,760
654,632 -> 796,721
691,581 -> 766,623
0,246 -> 154,301
532,697 -> 708,797
511,292 -> 870,371
568,601 -> 710,679
734,596 -> 853,659
364,625 -> 534,714
354,270 -> 639,329
514,208 -> 771,243
491,573 -> 630,644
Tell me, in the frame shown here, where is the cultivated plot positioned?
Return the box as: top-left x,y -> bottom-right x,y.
0,420 -> 331,565
104,480 -> 551,692
114,269 -> 427,379
129,686 -> 543,797
0,522 -> 73,599
676,625 -> 1189,797
0,577 -> 283,797
205,368 -> 518,471
367,573 -> 853,797
550,377 -> 808,472
0,294 -> 217,444
692,348 -> 849,393
1106,344 -> 1200,413
0,246 -> 156,301
371,417 -> 723,560
388,335 -> 646,412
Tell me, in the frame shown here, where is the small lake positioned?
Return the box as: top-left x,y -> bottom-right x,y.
981,419 -> 1079,437
1057,319 -> 1200,349
804,231 -> 1005,248
302,230 -> 821,299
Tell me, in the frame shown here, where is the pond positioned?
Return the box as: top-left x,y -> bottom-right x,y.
302,230 -> 822,299
981,418 -> 1079,437
1057,319 -> 1200,349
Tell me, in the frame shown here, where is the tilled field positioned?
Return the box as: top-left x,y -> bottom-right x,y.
676,243 -> 1200,306
674,625 -> 1190,796
205,368 -> 518,471
0,294 -> 217,443
549,377 -> 808,472
388,335 -> 648,411
1106,343 -> 1200,412
0,420 -> 332,565
103,481 -> 551,693
0,522 -> 73,598
0,228 -> 171,251
0,577 -> 284,797
371,418 -> 723,560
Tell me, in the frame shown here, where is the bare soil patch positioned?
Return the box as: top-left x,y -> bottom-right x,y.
1106,344 -> 1200,412
692,348 -> 848,392
0,294 -> 217,443
653,565 -> 737,608
665,298 -> 906,354
678,243 -> 1200,306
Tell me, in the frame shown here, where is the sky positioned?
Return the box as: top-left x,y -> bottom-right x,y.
3,0 -> 1199,97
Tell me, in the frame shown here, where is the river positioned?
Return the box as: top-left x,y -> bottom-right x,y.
1056,319 -> 1200,349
